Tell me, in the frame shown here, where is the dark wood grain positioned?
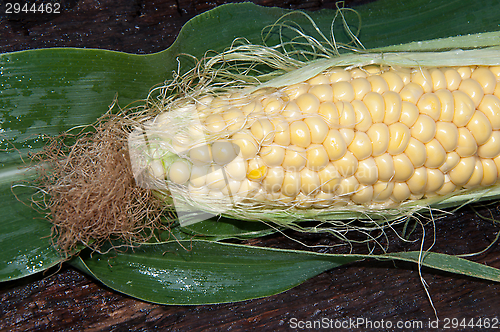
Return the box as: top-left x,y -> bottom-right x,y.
1,1 -> 500,331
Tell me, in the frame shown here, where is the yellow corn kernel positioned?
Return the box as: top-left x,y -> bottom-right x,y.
351,78 -> 372,100
488,66 -> 500,81
383,91 -> 403,125
221,178 -> 242,197
351,184 -> 374,204
452,90 -> 476,127
312,191 -> 335,208
417,93 -> 441,121
367,75 -> 389,94
406,167 -> 427,194
304,115 -> 329,143
189,144 -> 213,166
333,150 -> 358,177
296,93 -> 320,114
471,67 -> 497,94
456,127 -> 478,157
363,92 -> 385,123
457,66 -> 472,79
241,100 -> 263,115
350,68 -> 368,79
318,163 -> 341,193
352,100 -> 373,132
318,102 -> 340,128
387,123 -> 411,155
434,89 -> 455,121
400,82 -> 424,104
348,132 -> 372,160
477,131 -> 500,159
424,139 -> 446,168
206,165 -> 227,190
448,156 -> 476,186
399,101 -> 419,128
262,167 -> 285,193
478,95 -> 500,130
271,115 -> 291,146
392,182 -> 411,202
463,158 -> 484,189
336,101 -> 356,128
459,78 -> 484,108
366,123 -> 389,156
212,141 -> 238,166
429,68 -> 447,91
392,153 -> 414,182
404,137 -> 426,168
467,111 -> 492,145
169,160 -> 191,185
308,74 -> 330,85
251,117 -> 275,145
374,153 -> 395,182
336,176 -> 360,197
380,71 -> 404,93
410,114 -> 436,143
281,101 -> 303,122
309,84 -> 333,103
247,157 -> 268,182
332,81 -> 355,102
305,144 -> 329,171
480,159 -> 498,186
289,120 -> 312,148
231,132 -> 258,160
323,129 -> 347,161
339,128 -> 355,146
263,96 -> 285,114
282,145 -> 307,171
435,174 -> 457,195
394,68 -> 411,85
300,167 -> 321,195
435,122 -> 459,152
425,168 -> 445,193
443,68 -> 462,91
439,151 -> 460,173
282,171 -> 301,197
260,145 -> 286,167
190,164 -> 210,188
411,68 -> 433,93
355,157 -> 378,185
205,114 -> 226,133
222,108 -> 246,131
328,68 -> 351,82
225,154 -> 247,181
372,181 -> 395,202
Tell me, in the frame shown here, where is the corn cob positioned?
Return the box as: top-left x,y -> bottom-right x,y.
132,64 -> 500,215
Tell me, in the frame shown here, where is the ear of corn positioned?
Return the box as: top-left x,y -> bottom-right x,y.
130,66 -> 500,224
127,35 -> 500,226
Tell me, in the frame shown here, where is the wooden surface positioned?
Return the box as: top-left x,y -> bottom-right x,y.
1,1 -> 500,331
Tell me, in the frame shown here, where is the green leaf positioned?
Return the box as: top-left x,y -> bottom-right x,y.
384,251 -> 500,282
71,240 -> 500,305
0,183 -> 64,282
70,240 -> 357,305
2,0 -> 500,296
352,0 -> 500,48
